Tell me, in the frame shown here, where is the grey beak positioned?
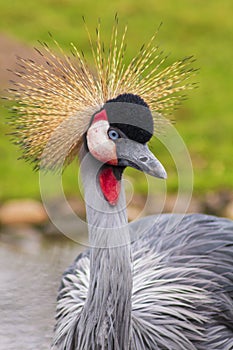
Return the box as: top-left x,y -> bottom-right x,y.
116,139 -> 167,179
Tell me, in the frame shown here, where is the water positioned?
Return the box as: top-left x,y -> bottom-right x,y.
0,236 -> 85,350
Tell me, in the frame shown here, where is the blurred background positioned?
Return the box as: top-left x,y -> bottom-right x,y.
0,1 -> 232,349
0,0 -> 233,212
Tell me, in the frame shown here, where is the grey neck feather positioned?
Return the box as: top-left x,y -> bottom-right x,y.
76,150 -> 132,349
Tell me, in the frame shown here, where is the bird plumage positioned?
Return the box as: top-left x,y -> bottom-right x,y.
54,214 -> 233,349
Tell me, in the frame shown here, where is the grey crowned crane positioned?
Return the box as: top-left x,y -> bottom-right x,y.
9,18 -> 233,350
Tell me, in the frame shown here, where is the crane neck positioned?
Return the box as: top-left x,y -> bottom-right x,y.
79,150 -> 132,349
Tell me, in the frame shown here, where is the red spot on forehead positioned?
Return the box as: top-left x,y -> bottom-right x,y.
99,167 -> 120,206
93,109 -> 108,123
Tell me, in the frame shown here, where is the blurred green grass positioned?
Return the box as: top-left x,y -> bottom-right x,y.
0,0 -> 232,200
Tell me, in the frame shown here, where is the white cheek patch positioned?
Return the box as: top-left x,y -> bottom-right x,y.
87,112 -> 118,165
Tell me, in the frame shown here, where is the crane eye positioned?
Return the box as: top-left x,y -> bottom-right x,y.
108,129 -> 120,140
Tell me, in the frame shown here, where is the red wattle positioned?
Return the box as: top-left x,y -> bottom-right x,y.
99,167 -> 120,206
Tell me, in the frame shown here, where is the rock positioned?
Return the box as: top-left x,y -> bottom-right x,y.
0,199 -> 48,225
164,194 -> 203,214
202,190 -> 232,216
224,201 -> 233,220
127,206 -> 143,222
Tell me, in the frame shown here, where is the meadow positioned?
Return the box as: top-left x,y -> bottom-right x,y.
0,0 -> 232,200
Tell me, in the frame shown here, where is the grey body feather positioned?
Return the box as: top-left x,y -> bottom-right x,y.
54,213 -> 233,349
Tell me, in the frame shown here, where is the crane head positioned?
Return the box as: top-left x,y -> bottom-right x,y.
85,93 -> 166,205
